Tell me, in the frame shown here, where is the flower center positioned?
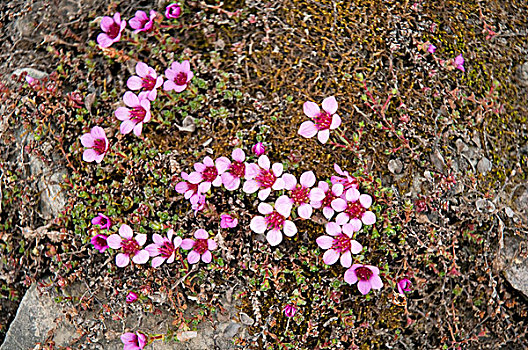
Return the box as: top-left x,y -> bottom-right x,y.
202,166 -> 218,182
229,161 -> 246,178
130,106 -> 146,123
121,238 -> 140,256
345,201 -> 366,219
107,22 -> 121,39
331,233 -> 352,253
158,241 -> 175,258
142,75 -> 157,90
92,138 -> 107,155
265,211 -> 285,231
290,185 -> 309,206
355,266 -> 373,281
255,169 -> 277,189
194,238 -> 208,255
314,111 -> 332,130
321,189 -> 337,208
187,182 -> 199,194
175,72 -> 188,86
94,236 -> 107,247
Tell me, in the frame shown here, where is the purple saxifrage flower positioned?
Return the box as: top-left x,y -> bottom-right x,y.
311,181 -> 344,220
80,126 -> 109,163
331,164 -> 358,190
129,10 -> 156,34
243,155 -> 285,201
145,229 -> 182,268
180,229 -> 217,264
218,148 -> 248,191
252,142 -> 266,156
121,331 -> 146,350
91,234 -> 108,253
220,214 -> 238,229
428,44 -> 437,54
127,62 -> 164,101
97,13 -> 126,48
175,171 -> 200,200
92,213 -> 112,230
281,171 -> 322,219
397,278 -> 412,295
344,264 -> 383,295
126,291 -> 139,303
250,196 -> 297,246
298,96 -> 342,144
284,304 -> 297,318
187,156 -> 229,193
107,224 -> 149,267
164,60 -> 193,92
332,188 -> 376,231
316,222 -> 362,268
165,3 -> 181,19
115,91 -> 152,136
190,193 -> 207,214
454,54 -> 465,72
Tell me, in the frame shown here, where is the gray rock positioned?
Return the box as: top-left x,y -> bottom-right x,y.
477,157 -> 492,175
11,68 -> 48,80
501,234 -> 528,299
516,61 -> 528,87
388,159 -> 403,174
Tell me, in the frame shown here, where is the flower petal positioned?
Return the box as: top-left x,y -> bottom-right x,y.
201,250 -> 212,263
151,256 -> 166,268
331,198 -> 347,212
330,114 -> 342,129
187,250 -> 200,264
132,250 -> 149,264
357,280 -> 372,295
350,240 -> 363,254
266,229 -> 282,246
359,194 -> 372,209
135,234 -> 147,246
340,251 -> 352,268
136,61 -> 149,76
283,220 -> 297,237
344,268 -> 358,284
258,202 -> 274,215
298,121 -> 318,138
275,195 -> 292,217
317,129 -> 330,144
303,101 -> 320,118
310,187 -> 325,202
116,253 -> 130,267
119,224 -> 133,239
316,235 -> 333,249
258,155 -> 270,170
300,171 -> 316,188
298,203 -> 312,219
322,96 -> 338,115
107,234 -> 122,249
123,91 -> 139,107
346,188 -> 360,202
349,218 -> 362,232
243,180 -> 259,193
258,188 -> 272,201
83,149 -> 98,163
232,148 -> 245,162
250,216 -> 267,233
362,211 -> 377,225
370,275 -> 383,290
180,238 -> 194,250
127,76 -> 143,90
272,163 -> 283,177
322,207 -> 335,220
194,229 -> 208,239
215,157 -> 231,174
323,249 -> 340,265
207,239 -> 217,250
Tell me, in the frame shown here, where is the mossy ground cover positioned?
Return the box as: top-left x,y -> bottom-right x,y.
1,0 -> 528,349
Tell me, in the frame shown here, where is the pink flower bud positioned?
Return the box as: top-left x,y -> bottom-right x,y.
284,304 -> 297,318
126,291 -> 139,303
252,142 -> 265,156
397,278 -> 412,295
220,214 -> 238,229
427,44 -> 436,54
165,3 -> 181,19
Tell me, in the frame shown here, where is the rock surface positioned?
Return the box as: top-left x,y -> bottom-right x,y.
501,233 -> 528,299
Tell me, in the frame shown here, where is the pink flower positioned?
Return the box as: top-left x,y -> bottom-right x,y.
129,10 -> 156,34
427,44 -> 437,54
80,126 -> 108,163
97,13 -> 126,48
165,3 -> 182,19
90,234 -> 108,253
220,214 -> 238,228
316,222 -> 362,268
144,229 -> 182,268
115,91 -> 152,136
454,54 -> 465,72
187,156 -> 229,193
298,96 -> 342,144
121,331 -> 146,350
344,264 -> 383,295
191,193 -> 206,214
284,304 -> 297,317
243,155 -> 285,201
91,213 -> 112,230
250,196 -> 297,246
331,188 -> 376,231
127,62 -> 164,101
218,148 -> 248,191
281,171 -> 323,219
163,60 -> 193,92
180,229 -> 217,264
330,164 -> 358,190
311,181 -> 344,220
252,142 -> 266,156
107,224 -> 149,267
175,171 -> 200,199
126,291 -> 139,303
397,278 -> 412,295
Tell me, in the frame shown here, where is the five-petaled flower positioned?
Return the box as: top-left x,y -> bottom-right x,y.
330,164 -> 358,190
107,224 -> 149,267
165,3 -> 181,19
145,229 -> 182,268
344,264 -> 383,295
332,188 -> 376,231
250,196 -> 297,246
243,155 -> 285,201
187,156 -> 229,193
298,96 -> 342,144
129,10 -> 156,34
91,234 -> 109,253
397,278 -> 412,295
311,181 -> 344,220
180,229 -> 217,264
428,44 -> 437,54
282,171 -> 322,219
127,62 -> 164,101
80,126 -> 109,163
121,331 -> 146,350
92,213 -> 112,230
316,222 -> 363,267
220,214 -> 238,229
164,60 -> 193,92
175,171 -> 201,201
97,12 -> 126,48
218,148 -> 248,191
115,91 -> 152,136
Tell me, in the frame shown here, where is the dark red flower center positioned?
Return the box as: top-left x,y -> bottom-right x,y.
255,169 -> 277,189
202,166 -> 218,182
175,72 -> 188,86
331,233 -> 352,253
107,22 -> 121,39
187,182 -> 198,194
345,201 -> 366,219
92,138 -> 107,155
130,106 -> 146,123
265,211 -> 285,231
321,189 -> 337,208
94,236 -> 107,247
142,75 -> 157,90
290,185 -> 309,206
229,161 -> 246,178
314,111 -> 332,130
194,238 -> 208,255
158,241 -> 175,258
355,266 -> 373,281
121,238 -> 140,256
